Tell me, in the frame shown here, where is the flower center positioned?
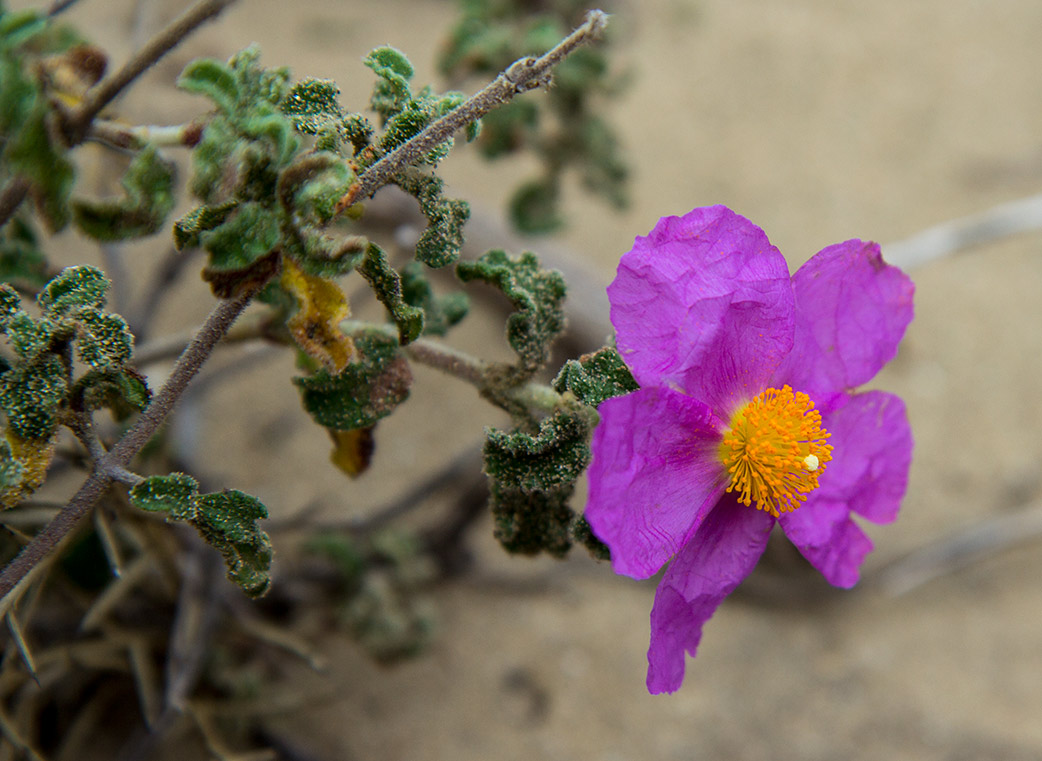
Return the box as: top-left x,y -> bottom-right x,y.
718,385 -> 833,518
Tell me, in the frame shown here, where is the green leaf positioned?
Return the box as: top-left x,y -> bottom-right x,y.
72,145 -> 176,241
483,409 -> 592,557
456,250 -> 566,378
71,367 -> 150,419
37,265 -> 108,316
0,214 -> 49,288
198,202 -> 279,272
0,284 -> 19,330
130,477 -> 273,597
552,347 -> 638,408
129,473 -> 200,520
5,103 -> 75,231
393,173 -> 469,268
364,46 -> 414,120
399,261 -> 468,337
195,490 -> 272,597
356,243 -> 424,345
509,177 -> 562,235
74,310 -> 132,369
294,334 -> 412,430
281,77 -> 342,135
177,58 -> 240,113
0,354 -> 68,439
172,201 -> 238,250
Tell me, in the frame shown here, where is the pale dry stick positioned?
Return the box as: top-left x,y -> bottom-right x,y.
0,288 -> 258,603
884,192 -> 1042,270
876,499 -> 1042,596
89,119 -> 204,151
333,9 -> 610,213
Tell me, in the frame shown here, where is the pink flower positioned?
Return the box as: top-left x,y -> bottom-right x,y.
586,205 -> 914,694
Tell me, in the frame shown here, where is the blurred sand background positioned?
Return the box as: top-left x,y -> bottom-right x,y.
14,0 -> 1042,758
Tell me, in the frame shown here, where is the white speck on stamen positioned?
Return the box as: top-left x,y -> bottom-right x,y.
803,454 -> 820,472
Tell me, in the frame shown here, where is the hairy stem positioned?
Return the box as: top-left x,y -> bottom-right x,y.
341,320 -> 565,413
334,9 -> 609,213
0,289 -> 257,604
64,0 -> 238,143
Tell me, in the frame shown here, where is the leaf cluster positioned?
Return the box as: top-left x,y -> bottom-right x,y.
439,0 -> 628,233
129,473 -> 272,597
0,266 -> 148,506
479,347 -> 636,559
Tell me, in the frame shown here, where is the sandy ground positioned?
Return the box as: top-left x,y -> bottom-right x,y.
14,0 -> 1042,758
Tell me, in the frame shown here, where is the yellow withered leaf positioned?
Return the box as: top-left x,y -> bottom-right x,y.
328,427 -> 375,478
281,258 -> 357,373
2,432 -> 56,509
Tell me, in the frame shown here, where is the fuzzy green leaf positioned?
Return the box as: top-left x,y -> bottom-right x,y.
483,409 -> 592,557
281,77 -> 342,135
71,367 -> 150,419
0,215 -> 49,288
399,261 -> 468,337
173,201 -> 238,250
129,473 -> 200,520
178,58 -> 240,113
74,310 -> 132,369
5,103 -> 74,230
72,146 -> 176,241
394,173 -> 469,268
356,243 -> 424,345
364,46 -> 414,120
198,202 -> 279,272
0,355 -> 67,439
552,347 -> 638,408
456,250 -> 566,377
294,334 -> 411,430
0,284 -> 19,330
509,177 -> 562,235
130,477 -> 272,596
195,490 -> 272,597
37,265 -> 108,316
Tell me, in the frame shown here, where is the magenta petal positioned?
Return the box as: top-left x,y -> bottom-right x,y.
609,205 -> 795,415
586,387 -> 726,580
772,239 -> 914,405
817,391 -> 912,524
779,499 -> 873,588
646,499 -> 774,694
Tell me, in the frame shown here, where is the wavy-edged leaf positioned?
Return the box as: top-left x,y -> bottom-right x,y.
294,334 -> 411,431
399,261 -> 468,337
456,249 -> 565,377
356,243 -> 423,345
552,346 -> 638,408
37,264 -> 108,316
72,145 -> 176,241
177,58 -> 240,113
484,409 -> 592,557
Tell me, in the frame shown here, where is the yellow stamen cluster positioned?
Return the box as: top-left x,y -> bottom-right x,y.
718,385 -> 833,518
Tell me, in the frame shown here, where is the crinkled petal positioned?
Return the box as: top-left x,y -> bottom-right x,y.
779,499 -> 873,588
817,390 -> 912,524
586,387 -> 726,580
772,239 -> 914,405
646,498 -> 774,694
609,205 -> 795,416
